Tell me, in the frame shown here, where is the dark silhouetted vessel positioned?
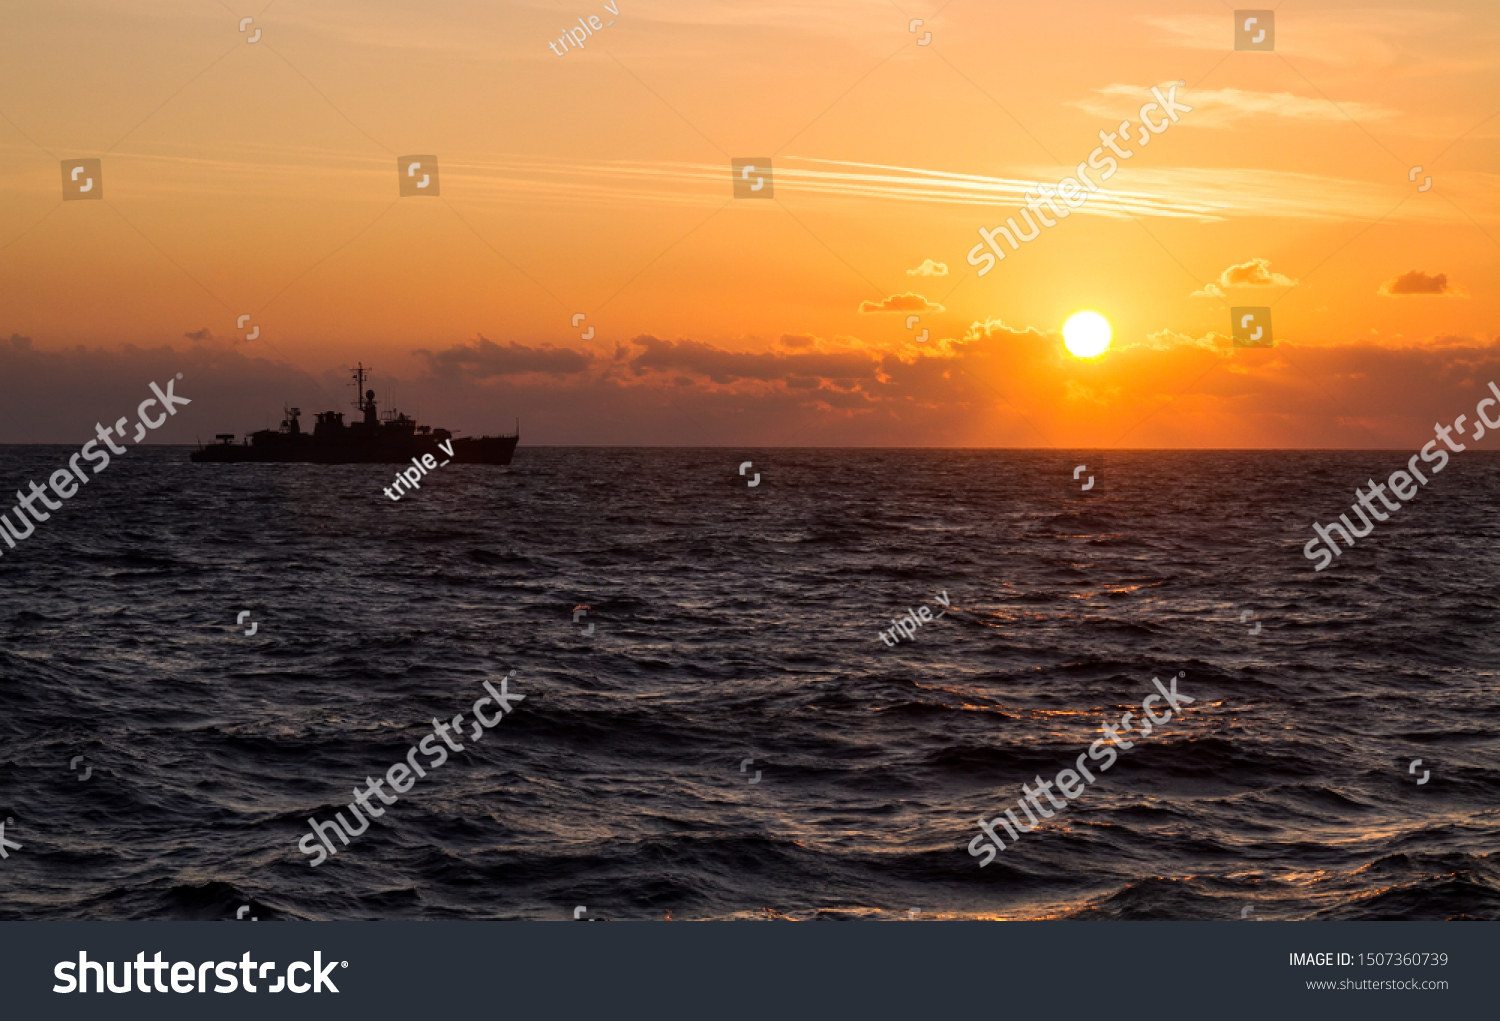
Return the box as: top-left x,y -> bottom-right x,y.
191,364 -> 518,464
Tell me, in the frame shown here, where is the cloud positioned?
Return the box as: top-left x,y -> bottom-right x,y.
1138,328 -> 1223,351
1379,270 -> 1463,297
1222,259 -> 1298,287
858,293 -> 944,314
10,325 -> 1500,448
1073,83 -> 1397,128
418,335 -> 594,377
906,259 -> 948,277
470,155 -> 1489,227
620,335 -> 878,385
0,343 -> 343,444
1139,10 -> 1478,77
1193,258 -> 1297,296
792,156 -> 1222,221
963,318 -> 1050,343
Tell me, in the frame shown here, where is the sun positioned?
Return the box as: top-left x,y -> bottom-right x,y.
1063,311 -> 1112,358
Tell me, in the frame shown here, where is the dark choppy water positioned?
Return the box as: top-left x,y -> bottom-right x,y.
0,447 -> 1496,920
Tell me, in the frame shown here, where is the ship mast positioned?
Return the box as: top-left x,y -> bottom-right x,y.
352,362 -> 373,414
351,362 -> 380,427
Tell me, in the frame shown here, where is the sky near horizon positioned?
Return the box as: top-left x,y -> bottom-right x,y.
0,0 -> 1497,446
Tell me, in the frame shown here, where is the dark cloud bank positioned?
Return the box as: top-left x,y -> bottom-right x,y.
2,328 -> 1499,447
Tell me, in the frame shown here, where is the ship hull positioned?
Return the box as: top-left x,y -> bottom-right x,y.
190,433 -> 518,465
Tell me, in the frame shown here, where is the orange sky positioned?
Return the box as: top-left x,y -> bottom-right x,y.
1,0 -> 1497,446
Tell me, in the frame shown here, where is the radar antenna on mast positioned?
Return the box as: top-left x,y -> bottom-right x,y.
351,362 -> 376,413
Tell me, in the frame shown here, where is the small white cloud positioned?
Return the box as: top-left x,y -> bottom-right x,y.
1073,83 -> 1397,127
1135,329 -> 1223,351
1221,258 -> 1298,287
858,293 -> 944,314
963,318 -> 1049,342
1192,258 -> 1297,296
905,259 -> 948,277
1378,269 -> 1464,297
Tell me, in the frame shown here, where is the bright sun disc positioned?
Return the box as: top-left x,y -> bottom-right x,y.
1063,311 -> 1112,358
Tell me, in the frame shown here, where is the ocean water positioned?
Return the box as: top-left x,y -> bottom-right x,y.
0,446 -> 1496,921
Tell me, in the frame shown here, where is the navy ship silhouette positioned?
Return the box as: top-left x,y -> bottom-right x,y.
191,363 -> 518,464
